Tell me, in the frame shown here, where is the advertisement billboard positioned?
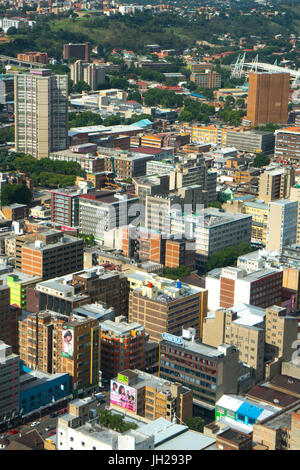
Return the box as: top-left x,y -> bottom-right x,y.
110,380 -> 137,412
62,327 -> 74,359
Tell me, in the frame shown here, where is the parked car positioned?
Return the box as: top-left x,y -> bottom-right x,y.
49,431 -> 56,436
30,421 -> 40,427
9,430 -> 19,435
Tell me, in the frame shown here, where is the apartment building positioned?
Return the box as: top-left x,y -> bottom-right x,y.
110,369 -> 192,423
14,69 -> 68,159
258,166 -> 295,203
187,62 -> 213,73
267,200 -> 298,254
0,343 -> 20,421
159,329 -> 239,408
18,311 -> 100,395
50,187 -> 81,230
206,266 -> 283,311
63,42 -> 90,62
99,317 -> 146,378
264,305 -> 297,365
26,267 -> 129,318
102,150 -> 153,179
15,230 -> 84,280
17,52 -> 48,64
79,190 -> 139,244
275,127 -> 300,163
203,305 -> 265,381
190,70 -> 221,89
70,61 -> 105,90
246,71 -> 290,126
126,271 -> 208,341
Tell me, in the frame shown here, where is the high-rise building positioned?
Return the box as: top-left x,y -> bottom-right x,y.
258,166 -> 295,204
126,271 -> 208,341
159,329 -> 239,408
50,187 -> 81,230
14,69 -> 68,159
70,61 -> 106,90
99,317 -> 146,378
15,230 -> 84,280
246,72 -> 290,127
203,306 -> 265,382
0,343 -> 20,421
275,127 -> 300,163
290,186 -> 300,244
18,311 -> 101,395
267,200 -> 298,254
63,43 -> 90,62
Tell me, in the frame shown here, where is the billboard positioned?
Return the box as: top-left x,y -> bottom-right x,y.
62,327 -> 74,359
110,380 -> 137,412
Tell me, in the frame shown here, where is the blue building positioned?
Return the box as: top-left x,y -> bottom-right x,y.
19,363 -> 70,415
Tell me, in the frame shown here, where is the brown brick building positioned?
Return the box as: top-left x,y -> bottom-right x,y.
246,71 -> 290,126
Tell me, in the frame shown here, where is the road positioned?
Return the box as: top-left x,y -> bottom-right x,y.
0,390 -> 110,445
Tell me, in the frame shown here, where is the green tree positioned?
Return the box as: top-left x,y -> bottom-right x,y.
184,417 -> 205,433
1,183 -> 32,206
253,152 -> 270,168
164,266 -> 190,280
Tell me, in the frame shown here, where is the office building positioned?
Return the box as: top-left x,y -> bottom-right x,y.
225,130 -> 275,154
258,166 -> 295,203
110,369 -> 192,423
159,329 -> 239,408
126,271 -> 208,341
0,343 -> 20,421
15,230 -> 84,280
14,69 -> 68,159
99,318 -> 146,378
167,208 -> 252,271
205,266 -> 283,312
243,199 -> 269,245
79,190 -> 139,244
246,72 -> 290,126
290,186 -> 300,244
275,127 -> 300,163
267,200 -> 298,254
63,43 -> 90,62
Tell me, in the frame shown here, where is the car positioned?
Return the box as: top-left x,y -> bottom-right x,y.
9,430 -> 19,435
50,413 -> 57,418
45,426 -> 53,432
30,421 -> 40,427
99,399 -> 106,405
49,431 -> 56,436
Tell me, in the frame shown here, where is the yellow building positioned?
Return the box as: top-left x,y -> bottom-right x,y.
7,271 -> 42,308
243,200 -> 269,246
